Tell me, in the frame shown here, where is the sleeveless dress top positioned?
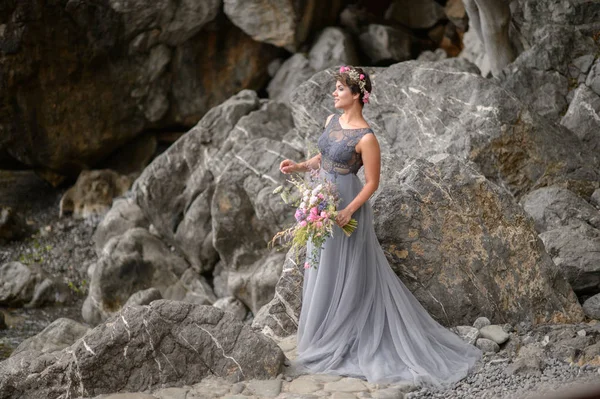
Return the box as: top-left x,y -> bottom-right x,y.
318,114 -> 374,176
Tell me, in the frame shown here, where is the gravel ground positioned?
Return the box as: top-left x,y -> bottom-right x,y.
407,355 -> 600,399
0,170 -> 97,359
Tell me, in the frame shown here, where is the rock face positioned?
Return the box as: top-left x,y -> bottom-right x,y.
370,155 -> 583,326
133,91 -> 259,274
308,27 -> 359,71
252,248 -> 305,339
267,54 -> 316,103
211,138 -> 293,314
520,187 -> 600,294
132,90 -> 302,315
0,301 -> 285,399
500,28 -> 599,124
223,0 -> 345,51
0,1 -> 278,178
290,60 -> 600,200
93,197 -> 150,254
0,262 -> 70,308
359,25 -> 412,64
561,84 -> 600,154
82,228 -> 189,324
12,318 -> 89,356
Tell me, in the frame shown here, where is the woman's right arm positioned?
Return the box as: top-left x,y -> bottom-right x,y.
280,153 -> 321,174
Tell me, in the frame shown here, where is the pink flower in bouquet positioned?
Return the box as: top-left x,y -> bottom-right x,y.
295,209 -> 304,222
317,193 -> 324,199
320,211 -> 328,218
316,221 -> 323,228
300,220 -> 307,227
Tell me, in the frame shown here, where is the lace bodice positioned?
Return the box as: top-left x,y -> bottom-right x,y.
318,114 -> 374,175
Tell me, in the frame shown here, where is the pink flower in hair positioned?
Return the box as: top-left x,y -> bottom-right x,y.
339,66 -> 345,73
359,74 -> 365,80
363,90 -> 370,104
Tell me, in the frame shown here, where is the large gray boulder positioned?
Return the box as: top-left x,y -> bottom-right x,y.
267,54 -> 315,103
213,296 -> 248,320
0,262 -> 69,308
12,318 -> 89,356
308,27 -> 359,72
538,225 -> 600,294
164,268 -> 217,305
370,155 -> 583,326
93,196 -> 150,254
290,60 -> 600,200
520,187 -> 600,293
82,227 -> 189,325
359,25 -> 412,64
583,294 -> 600,320
223,0 -> 344,51
561,84 -> 600,154
520,187 -> 600,233
0,301 -> 285,399
0,262 -> 39,306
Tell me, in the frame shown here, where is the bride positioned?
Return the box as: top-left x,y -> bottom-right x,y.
279,66 -> 481,387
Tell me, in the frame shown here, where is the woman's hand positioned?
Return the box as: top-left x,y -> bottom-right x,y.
336,208 -> 354,227
279,159 -> 301,175
279,159 -> 298,174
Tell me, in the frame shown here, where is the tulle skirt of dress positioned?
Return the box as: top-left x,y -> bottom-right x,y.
295,169 -> 482,388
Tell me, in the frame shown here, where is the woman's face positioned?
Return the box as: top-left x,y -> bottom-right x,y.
332,80 -> 355,109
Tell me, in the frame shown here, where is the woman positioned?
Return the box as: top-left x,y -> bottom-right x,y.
279,66 -> 481,387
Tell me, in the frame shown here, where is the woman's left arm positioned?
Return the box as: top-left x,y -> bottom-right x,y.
336,134 -> 381,227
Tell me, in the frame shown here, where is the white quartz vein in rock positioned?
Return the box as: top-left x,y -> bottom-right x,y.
121,314 -> 132,341
234,154 -> 278,185
82,340 -> 96,356
195,323 -> 245,378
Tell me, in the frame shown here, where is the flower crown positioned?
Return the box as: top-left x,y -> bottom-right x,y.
339,65 -> 370,104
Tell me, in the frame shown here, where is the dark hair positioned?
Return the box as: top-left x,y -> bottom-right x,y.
333,66 -> 372,106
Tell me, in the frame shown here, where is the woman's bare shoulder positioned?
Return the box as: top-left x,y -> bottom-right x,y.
325,114 -> 335,127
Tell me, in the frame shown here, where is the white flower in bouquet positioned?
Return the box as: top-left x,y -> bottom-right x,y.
270,169 -> 358,269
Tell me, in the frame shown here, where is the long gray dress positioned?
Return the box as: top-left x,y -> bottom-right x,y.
296,114 -> 482,387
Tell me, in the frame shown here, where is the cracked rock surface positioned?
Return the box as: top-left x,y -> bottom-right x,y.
0,301 -> 284,399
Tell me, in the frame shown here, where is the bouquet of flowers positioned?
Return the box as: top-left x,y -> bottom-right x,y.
270,169 -> 357,269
